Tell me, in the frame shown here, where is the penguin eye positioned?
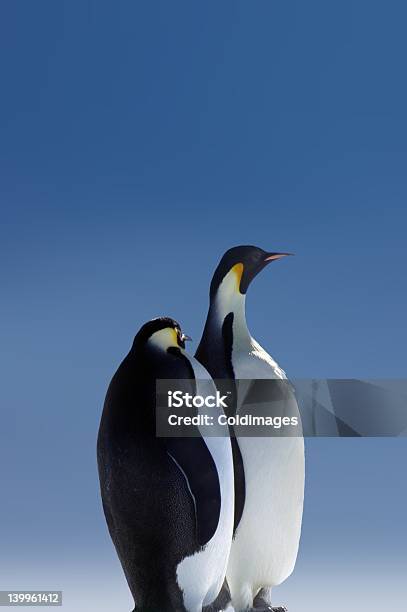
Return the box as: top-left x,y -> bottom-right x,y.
248,251 -> 263,269
175,328 -> 185,348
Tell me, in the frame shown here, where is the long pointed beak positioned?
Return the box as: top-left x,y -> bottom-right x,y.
264,252 -> 294,262
181,333 -> 192,342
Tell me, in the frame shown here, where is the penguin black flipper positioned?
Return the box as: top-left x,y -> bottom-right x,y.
196,311 -> 246,534
164,437 -> 221,546
163,348 -> 222,547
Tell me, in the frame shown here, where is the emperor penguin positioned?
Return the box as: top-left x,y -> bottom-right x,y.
97,317 -> 234,612
196,246 -> 305,612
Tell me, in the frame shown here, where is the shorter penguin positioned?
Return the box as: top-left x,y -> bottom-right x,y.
97,317 -> 234,612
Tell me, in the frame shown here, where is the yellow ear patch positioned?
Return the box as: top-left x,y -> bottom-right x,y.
231,263 -> 244,293
169,328 -> 179,346
149,327 -> 180,351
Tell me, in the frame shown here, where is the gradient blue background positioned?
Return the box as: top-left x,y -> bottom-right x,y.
1,1 -> 406,610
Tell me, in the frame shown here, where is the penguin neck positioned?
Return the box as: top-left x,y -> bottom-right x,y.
211,283 -> 252,350
196,270 -> 254,378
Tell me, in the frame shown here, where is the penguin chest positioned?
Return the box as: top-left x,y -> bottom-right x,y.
228,345 -> 305,587
231,436 -> 305,588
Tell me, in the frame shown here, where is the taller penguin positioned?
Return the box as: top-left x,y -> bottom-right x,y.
196,246 -> 305,612
97,317 -> 234,612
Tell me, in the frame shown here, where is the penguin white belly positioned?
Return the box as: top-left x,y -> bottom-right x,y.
176,360 -> 235,611
227,341 -> 305,607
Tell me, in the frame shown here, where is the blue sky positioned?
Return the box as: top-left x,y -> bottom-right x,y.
1,1 -> 406,610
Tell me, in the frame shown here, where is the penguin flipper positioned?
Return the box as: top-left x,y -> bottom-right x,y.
165,436 -> 221,547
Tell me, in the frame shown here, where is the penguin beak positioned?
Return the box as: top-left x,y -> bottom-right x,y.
181,333 -> 192,343
264,252 -> 293,263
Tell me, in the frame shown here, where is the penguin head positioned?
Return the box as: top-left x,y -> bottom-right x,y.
210,245 -> 292,300
134,317 -> 192,353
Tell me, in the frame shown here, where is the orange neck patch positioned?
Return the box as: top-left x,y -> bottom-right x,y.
231,262 -> 244,293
